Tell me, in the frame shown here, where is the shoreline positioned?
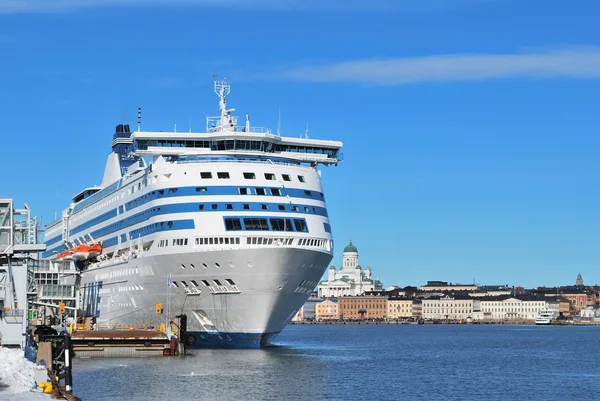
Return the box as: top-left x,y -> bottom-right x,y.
289,320 -> 600,326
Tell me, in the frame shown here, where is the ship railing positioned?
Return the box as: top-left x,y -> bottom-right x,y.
176,158 -> 299,167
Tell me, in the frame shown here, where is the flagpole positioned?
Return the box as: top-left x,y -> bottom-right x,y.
167,273 -> 170,337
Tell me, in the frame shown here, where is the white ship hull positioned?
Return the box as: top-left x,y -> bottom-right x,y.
81,245 -> 332,347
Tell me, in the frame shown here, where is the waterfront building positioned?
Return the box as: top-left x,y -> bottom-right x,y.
421,295 -> 474,321
419,281 -> 478,293
317,240 -> 383,298
470,285 -> 513,298
338,295 -> 387,320
315,299 -> 339,320
387,299 -> 421,320
292,297 -> 324,321
477,296 -> 547,321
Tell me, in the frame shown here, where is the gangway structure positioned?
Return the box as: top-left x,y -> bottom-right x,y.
0,199 -> 45,347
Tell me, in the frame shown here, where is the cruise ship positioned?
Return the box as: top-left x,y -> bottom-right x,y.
42,79 -> 343,347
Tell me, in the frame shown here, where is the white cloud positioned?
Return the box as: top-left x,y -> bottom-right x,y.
274,47 -> 600,85
0,0 -> 492,14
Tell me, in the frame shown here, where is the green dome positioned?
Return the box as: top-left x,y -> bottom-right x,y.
329,265 -> 336,270
355,265 -> 361,270
365,266 -> 371,271
343,239 -> 358,253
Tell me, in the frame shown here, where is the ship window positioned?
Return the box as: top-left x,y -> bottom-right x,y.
304,190 -> 312,196
215,263 -> 220,268
214,279 -> 222,286
298,175 -> 306,183
226,279 -> 236,285
261,204 -> 268,210
238,187 -> 250,195
282,174 -> 291,182
201,172 -> 212,179
304,207 -> 309,212
226,204 -> 233,210
201,280 -> 210,286
191,280 -> 199,287
270,218 -> 293,231
323,222 -> 332,233
196,187 -> 207,192
225,218 -> 242,231
243,204 -> 250,210
199,204 -> 204,210
243,172 -> 256,179
224,238 -> 229,244
291,206 -> 299,212
294,219 -> 308,232
217,172 -> 230,179
181,264 -> 186,269
264,173 -> 275,180
243,218 -> 269,231
255,188 -> 266,195
270,188 -> 282,196
278,205 -> 285,211
212,204 -> 218,210
172,282 -> 179,288
190,264 -> 195,269
169,188 -> 178,193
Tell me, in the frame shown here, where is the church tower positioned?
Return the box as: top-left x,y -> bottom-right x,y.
576,273 -> 584,287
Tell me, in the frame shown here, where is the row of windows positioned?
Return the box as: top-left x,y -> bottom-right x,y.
196,237 -> 242,246
200,171 -> 306,183
224,217 -> 308,232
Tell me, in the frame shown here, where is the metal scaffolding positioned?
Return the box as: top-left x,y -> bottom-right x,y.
0,199 -> 46,347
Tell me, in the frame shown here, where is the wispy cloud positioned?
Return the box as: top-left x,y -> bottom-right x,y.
0,0 -> 494,14
272,47 -> 600,86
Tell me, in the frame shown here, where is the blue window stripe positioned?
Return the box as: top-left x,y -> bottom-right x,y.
70,208 -> 118,236
323,222 -> 332,233
43,234 -> 62,246
55,202 -> 327,246
72,180 -> 123,213
222,216 -> 309,232
124,185 -> 325,213
129,219 -> 195,240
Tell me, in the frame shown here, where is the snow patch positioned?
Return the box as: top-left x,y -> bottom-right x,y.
0,347 -> 39,393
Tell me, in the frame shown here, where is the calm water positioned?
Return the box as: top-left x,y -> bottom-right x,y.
67,325 -> 600,401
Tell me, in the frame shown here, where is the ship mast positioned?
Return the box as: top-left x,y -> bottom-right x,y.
213,76 -> 235,132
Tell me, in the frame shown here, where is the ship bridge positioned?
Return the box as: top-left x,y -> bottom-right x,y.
129,79 -> 343,166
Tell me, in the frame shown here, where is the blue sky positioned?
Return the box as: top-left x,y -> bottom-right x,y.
1,0 -> 598,288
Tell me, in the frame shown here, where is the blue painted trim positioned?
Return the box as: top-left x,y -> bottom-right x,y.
51,201 -> 327,250
43,234 -> 62,246
70,208 -> 118,236
72,180 -> 123,213
129,219 -> 195,239
222,216 -> 309,232
185,331 -> 281,349
125,185 -> 325,213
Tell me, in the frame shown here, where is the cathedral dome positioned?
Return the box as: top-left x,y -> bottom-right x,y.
365,266 -> 371,271
343,239 -> 358,253
329,265 -> 336,270
355,265 -> 361,270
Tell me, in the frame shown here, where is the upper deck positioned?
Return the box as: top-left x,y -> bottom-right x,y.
117,78 -> 343,166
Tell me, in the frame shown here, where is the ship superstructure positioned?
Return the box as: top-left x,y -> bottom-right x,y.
42,79 -> 342,347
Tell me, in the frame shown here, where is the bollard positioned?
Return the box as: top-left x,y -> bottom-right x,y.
64,332 -> 73,394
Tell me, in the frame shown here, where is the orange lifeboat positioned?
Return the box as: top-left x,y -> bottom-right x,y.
87,242 -> 103,258
72,244 -> 91,261
62,250 -> 74,261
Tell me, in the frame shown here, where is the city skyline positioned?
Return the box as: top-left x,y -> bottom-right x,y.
1,0 -> 598,287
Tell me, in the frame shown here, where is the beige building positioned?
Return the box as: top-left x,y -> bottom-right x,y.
478,297 -> 547,321
315,299 -> 339,320
387,299 -> 421,320
422,295 -> 474,320
338,295 -> 387,320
